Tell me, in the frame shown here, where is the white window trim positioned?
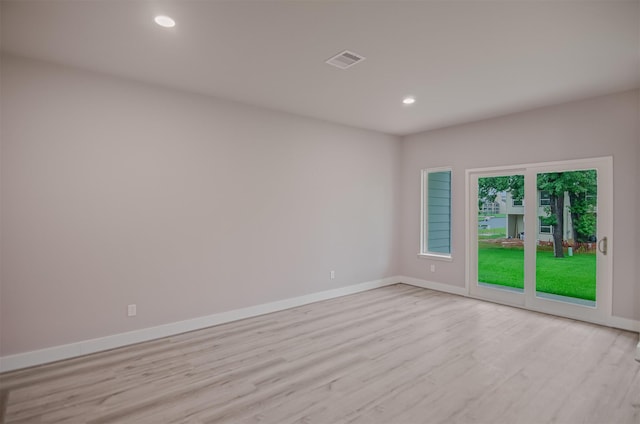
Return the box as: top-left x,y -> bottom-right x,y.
417,252 -> 454,261
539,218 -> 553,234
419,167 -> 453,260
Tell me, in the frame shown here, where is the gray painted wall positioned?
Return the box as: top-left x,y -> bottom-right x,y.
0,55 -> 401,355
1,54 -> 638,358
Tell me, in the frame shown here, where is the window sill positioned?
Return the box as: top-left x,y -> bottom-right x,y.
417,253 -> 453,262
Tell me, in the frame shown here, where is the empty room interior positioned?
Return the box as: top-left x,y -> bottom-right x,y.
1,1 -> 640,423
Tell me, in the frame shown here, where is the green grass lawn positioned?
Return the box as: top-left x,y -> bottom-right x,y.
478,227 -> 506,239
477,242 -> 596,300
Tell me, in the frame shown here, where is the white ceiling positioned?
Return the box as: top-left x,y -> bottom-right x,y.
2,1 -> 639,135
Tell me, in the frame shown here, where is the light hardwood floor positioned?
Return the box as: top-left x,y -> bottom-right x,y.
1,284 -> 639,424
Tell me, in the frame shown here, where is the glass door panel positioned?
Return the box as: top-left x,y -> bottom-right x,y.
477,175 -> 525,293
534,170 -> 598,307
469,171 -> 526,306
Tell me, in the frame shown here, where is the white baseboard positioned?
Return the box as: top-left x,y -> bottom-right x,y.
3,275 -> 637,372
607,314 -> 640,333
0,276 -> 398,373
397,275 -> 468,297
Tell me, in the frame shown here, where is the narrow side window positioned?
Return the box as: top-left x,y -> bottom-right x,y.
421,168 -> 452,258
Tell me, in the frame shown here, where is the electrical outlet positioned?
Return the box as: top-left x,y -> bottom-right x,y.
127,304 -> 137,317
430,264 -> 436,273
330,270 -> 335,280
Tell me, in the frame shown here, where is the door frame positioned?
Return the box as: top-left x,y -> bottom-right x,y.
465,156 -> 613,325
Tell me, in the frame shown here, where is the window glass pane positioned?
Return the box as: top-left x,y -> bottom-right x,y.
539,190 -> 551,206
427,171 -> 451,254
539,218 -> 552,234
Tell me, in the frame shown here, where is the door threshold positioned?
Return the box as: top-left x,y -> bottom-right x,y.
478,282 -> 524,294
535,291 -> 596,308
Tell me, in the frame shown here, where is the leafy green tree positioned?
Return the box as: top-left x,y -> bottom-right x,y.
565,170 -> 597,242
537,170 -> 597,257
537,173 -> 567,257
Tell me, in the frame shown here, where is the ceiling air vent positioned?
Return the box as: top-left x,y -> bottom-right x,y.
325,50 -> 366,69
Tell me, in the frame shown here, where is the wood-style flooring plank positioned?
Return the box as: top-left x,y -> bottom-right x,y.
1,284 -> 638,424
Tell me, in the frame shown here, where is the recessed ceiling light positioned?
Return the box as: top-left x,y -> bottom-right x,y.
402,96 -> 416,105
154,15 -> 175,28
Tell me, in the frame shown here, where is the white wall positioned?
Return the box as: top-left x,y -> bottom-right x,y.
0,55 -> 401,356
401,90 -> 640,320
2,54 -> 638,361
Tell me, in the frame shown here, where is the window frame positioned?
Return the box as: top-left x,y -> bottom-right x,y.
539,190 -> 551,206
419,167 -> 453,261
539,217 -> 553,234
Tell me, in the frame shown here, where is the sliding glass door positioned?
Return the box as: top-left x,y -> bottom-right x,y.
470,171 -> 526,305
468,158 -> 612,323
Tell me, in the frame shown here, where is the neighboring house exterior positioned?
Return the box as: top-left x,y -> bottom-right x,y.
505,191 -> 574,243
479,194 -> 506,215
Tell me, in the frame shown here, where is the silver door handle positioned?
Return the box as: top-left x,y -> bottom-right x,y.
598,236 -> 607,255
